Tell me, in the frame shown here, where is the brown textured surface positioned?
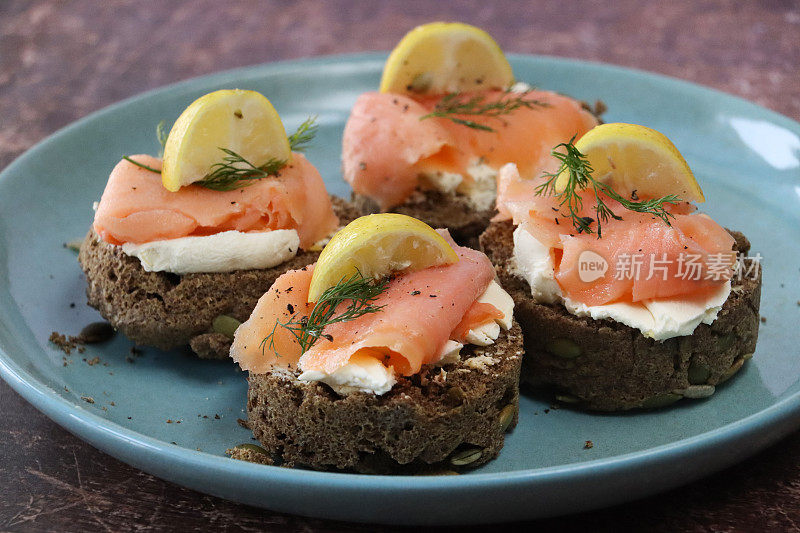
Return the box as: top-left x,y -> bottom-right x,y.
480,220 -> 762,411
1,0 -> 798,530
247,323 -> 522,473
79,228 -> 318,355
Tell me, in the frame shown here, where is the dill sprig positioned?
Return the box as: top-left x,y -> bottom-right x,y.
122,156 -> 161,173
260,271 -> 387,357
194,116 -> 319,191
420,89 -> 549,132
287,115 -> 318,152
121,116 -> 319,191
195,150 -> 286,191
535,137 -> 682,238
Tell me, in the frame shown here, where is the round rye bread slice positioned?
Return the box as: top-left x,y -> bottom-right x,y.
480,220 -> 762,412
78,197 -> 360,359
244,322 -> 523,474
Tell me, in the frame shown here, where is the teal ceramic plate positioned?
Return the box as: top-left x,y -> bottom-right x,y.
1,54 -> 799,525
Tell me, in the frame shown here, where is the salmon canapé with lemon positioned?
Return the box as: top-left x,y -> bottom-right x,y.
79,89 -> 356,359
480,122 -> 762,411
230,214 -> 523,472
342,22 -> 600,242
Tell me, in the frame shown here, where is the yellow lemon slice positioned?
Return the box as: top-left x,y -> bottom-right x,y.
556,123 -> 705,202
161,89 -> 290,192
308,214 -> 459,303
379,22 -> 514,95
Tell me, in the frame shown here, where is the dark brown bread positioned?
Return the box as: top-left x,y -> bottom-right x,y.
246,323 -> 523,473
78,197 -> 359,359
480,220 -> 762,411
351,189 -> 495,248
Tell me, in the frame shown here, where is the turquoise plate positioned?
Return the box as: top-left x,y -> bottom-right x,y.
1,53 -> 799,525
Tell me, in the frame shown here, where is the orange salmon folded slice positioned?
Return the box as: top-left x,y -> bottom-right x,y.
231,240 -> 497,377
556,212 -> 736,306
93,153 -> 338,249
342,89 -> 598,211
230,265 -> 316,373
450,301 -> 504,343
497,164 -> 736,307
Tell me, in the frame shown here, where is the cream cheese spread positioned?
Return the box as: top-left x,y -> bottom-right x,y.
121,229 -> 300,274
297,353 -> 397,396
420,160 -> 499,211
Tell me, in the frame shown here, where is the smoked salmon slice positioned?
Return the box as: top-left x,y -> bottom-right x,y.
497,163 -> 735,306
230,265 -> 316,374
342,89 -> 598,210
450,301 -> 504,343
231,238 -> 498,377
93,153 -> 338,249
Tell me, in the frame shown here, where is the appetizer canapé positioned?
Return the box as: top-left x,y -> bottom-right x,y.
231,214 -> 523,472
342,22 -> 599,244
481,123 -> 761,410
80,89 -> 357,358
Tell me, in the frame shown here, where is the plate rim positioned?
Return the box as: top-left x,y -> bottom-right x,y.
1,51 -> 799,523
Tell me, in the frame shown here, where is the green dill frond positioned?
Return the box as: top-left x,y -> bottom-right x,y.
420,89 -> 549,132
122,116 -> 320,191
535,137 -> 681,238
260,271 -> 387,357
195,149 -> 286,191
288,116 -> 318,152
122,156 -> 161,173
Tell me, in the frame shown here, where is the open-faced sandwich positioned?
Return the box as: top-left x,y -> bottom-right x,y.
342,22 -> 600,244
230,214 -> 522,473
79,89 -> 358,359
480,123 -> 761,411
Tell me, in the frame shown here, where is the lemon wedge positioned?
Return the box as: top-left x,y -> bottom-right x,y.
379,22 -> 514,95
556,122 -> 705,203
307,214 -> 459,303
161,89 -> 290,192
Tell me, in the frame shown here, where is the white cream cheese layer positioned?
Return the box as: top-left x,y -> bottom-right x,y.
512,228 -> 561,304
511,226 -> 731,342
419,160 -> 499,211
121,229 -> 300,274
463,279 -> 515,346
296,280 -> 514,396
297,353 -> 397,396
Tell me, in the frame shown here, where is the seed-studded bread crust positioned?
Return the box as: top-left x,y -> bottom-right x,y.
78,197 -> 359,359
480,220 -> 762,411
246,322 -> 523,473
351,190 -> 495,248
